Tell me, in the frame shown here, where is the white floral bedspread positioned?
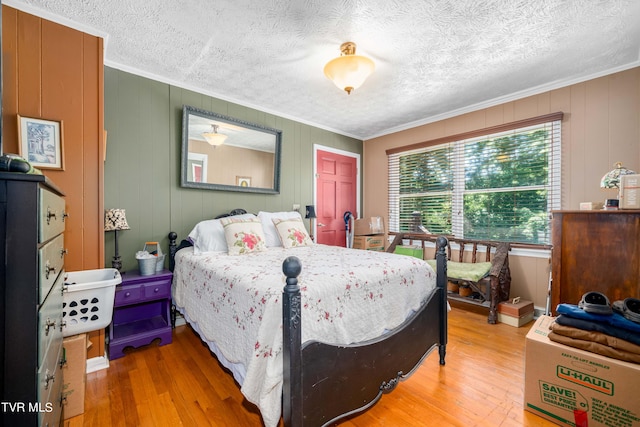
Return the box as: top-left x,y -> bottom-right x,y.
172,244 -> 436,427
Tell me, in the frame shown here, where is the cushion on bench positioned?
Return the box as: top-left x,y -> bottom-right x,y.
426,260 -> 492,282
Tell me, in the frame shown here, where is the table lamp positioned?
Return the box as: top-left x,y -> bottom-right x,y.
305,205 -> 317,241
105,208 -> 130,271
600,162 -> 636,209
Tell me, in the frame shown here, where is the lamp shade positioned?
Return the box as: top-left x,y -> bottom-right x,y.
600,162 -> 636,189
324,42 -> 375,95
305,205 -> 317,219
104,209 -> 130,231
202,124 -> 227,146
202,132 -> 227,146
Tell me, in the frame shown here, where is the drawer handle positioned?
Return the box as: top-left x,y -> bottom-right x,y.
59,320 -> 66,332
62,211 -> 69,222
60,248 -> 68,258
46,208 -> 57,224
125,292 -> 131,297
154,287 -> 160,293
45,262 -> 56,279
44,371 -> 55,390
45,318 -> 57,336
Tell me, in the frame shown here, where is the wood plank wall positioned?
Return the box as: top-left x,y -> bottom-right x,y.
362,67 -> 640,310
103,68 -> 363,272
1,6 -> 106,357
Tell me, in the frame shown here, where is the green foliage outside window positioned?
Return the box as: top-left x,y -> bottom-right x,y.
395,127 -> 556,244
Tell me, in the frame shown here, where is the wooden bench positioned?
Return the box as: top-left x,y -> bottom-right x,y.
387,233 -> 511,324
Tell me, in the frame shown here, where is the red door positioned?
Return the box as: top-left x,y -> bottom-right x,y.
316,150 -> 357,246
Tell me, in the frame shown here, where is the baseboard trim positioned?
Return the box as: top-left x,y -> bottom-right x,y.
86,353 -> 110,373
174,312 -> 186,327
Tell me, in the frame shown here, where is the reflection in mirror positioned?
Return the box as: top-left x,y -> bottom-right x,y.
187,153 -> 208,183
181,105 -> 282,194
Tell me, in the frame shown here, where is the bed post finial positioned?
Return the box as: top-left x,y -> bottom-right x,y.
168,232 -> 178,272
283,256 -> 302,285
282,256 -> 303,427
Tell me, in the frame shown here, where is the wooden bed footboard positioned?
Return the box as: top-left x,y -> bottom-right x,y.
168,232 -> 448,427
282,236 -> 449,427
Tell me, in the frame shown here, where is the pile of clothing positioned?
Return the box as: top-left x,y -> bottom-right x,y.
551,293 -> 640,364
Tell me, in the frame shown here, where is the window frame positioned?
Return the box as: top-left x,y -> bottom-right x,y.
387,112 -> 563,245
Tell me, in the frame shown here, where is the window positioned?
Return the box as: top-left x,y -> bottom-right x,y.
388,113 -> 562,244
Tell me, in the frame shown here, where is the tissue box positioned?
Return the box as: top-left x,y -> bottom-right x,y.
579,201 -> 604,210
525,316 -> 640,427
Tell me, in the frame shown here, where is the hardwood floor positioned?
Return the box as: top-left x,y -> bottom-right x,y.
65,307 -> 556,427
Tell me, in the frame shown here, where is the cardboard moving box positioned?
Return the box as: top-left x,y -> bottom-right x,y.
62,333 -> 88,419
352,235 -> 385,251
353,217 -> 385,236
525,316 -> 640,427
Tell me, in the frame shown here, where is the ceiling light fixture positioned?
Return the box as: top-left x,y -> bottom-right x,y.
202,124 -> 227,146
324,42 -> 375,95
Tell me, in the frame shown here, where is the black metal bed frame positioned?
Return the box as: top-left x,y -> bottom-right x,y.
168,231 -> 448,427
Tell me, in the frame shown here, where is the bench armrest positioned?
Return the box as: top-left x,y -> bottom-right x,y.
489,242 -> 510,277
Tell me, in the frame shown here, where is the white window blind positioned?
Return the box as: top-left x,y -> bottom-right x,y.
388,113 -> 562,244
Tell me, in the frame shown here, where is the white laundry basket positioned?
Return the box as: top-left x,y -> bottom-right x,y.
62,268 -> 121,337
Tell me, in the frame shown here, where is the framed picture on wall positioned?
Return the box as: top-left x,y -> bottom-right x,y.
17,115 -> 64,170
236,176 -> 251,187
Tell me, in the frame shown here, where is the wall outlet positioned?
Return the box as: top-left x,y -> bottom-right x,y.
293,204 -> 300,212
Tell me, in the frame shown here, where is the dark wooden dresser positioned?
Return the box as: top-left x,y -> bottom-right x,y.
1,172 -> 67,426
551,210 -> 640,314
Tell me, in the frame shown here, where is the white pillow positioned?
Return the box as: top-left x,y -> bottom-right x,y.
188,213 -> 256,254
257,211 -> 303,247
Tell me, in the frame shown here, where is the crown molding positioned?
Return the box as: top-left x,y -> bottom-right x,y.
364,61 -> 640,140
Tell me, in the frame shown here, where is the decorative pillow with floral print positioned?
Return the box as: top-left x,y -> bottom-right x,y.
220,217 -> 267,255
272,217 -> 313,248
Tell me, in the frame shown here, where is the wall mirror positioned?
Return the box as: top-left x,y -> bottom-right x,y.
181,105 -> 282,194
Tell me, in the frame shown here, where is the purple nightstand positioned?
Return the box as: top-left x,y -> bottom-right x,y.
108,269 -> 173,359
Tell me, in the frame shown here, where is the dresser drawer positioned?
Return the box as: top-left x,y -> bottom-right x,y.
115,285 -> 143,306
39,274 -> 64,364
39,234 -> 65,302
115,277 -> 171,307
39,347 -> 63,427
144,280 -> 171,299
39,187 -> 66,243
38,331 -> 62,409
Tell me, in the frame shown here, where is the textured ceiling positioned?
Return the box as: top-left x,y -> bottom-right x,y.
6,0 -> 640,139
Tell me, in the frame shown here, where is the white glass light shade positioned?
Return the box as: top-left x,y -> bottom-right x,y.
324,42 -> 375,95
202,132 -> 227,146
202,124 -> 227,146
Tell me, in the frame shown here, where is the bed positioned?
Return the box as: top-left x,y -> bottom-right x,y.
167,210 -> 448,427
